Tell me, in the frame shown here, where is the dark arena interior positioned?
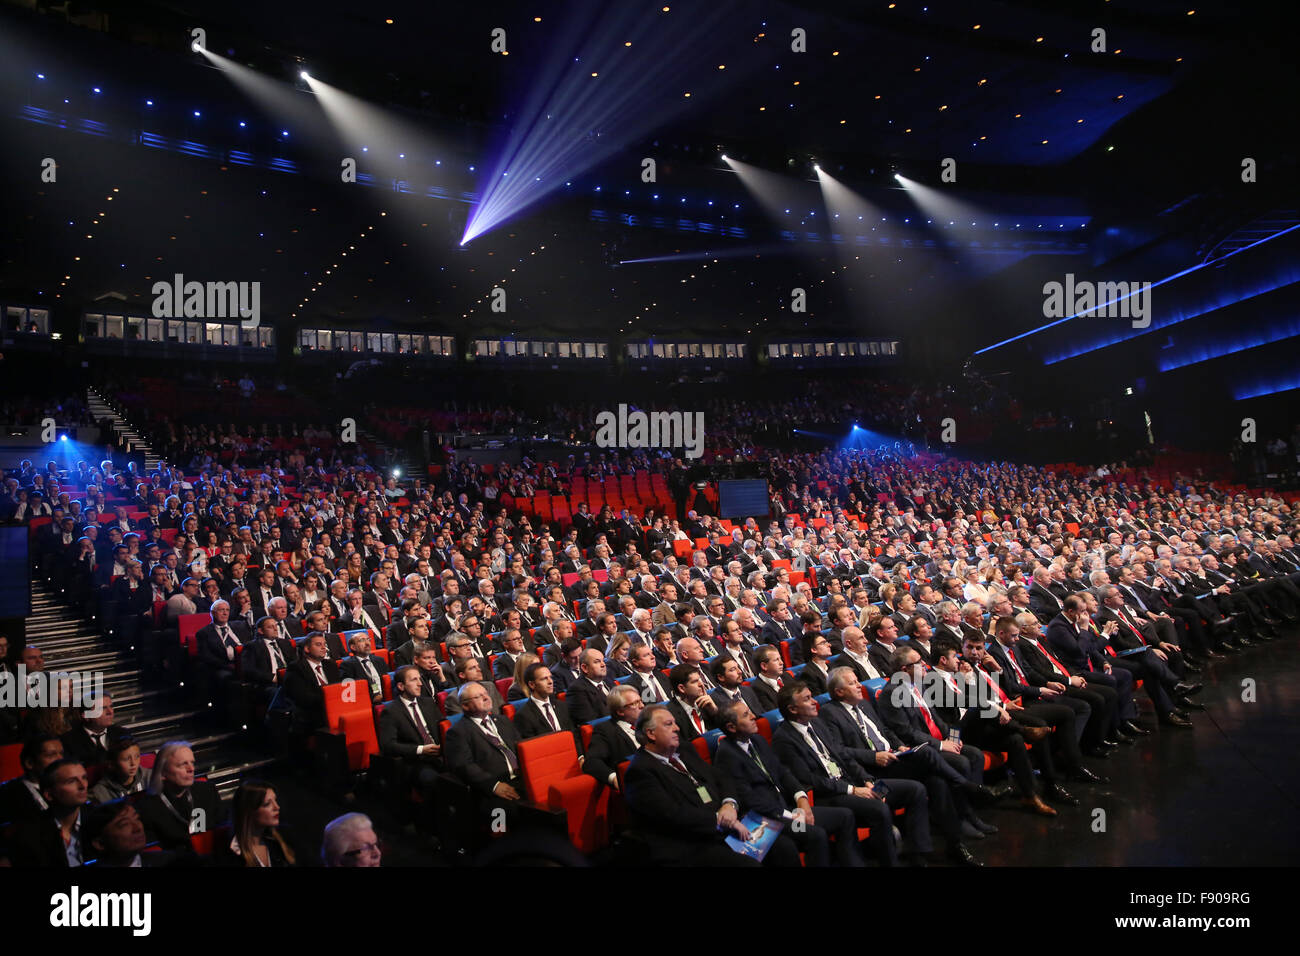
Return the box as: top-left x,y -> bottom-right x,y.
1,0 -> 1298,916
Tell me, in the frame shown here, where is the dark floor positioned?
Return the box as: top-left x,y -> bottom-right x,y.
976,628 -> 1300,866
262,629 -> 1300,867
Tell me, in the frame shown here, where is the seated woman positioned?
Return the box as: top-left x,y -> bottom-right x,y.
90,737 -> 147,804
605,633 -> 633,680
508,652 -> 540,702
223,780 -> 298,868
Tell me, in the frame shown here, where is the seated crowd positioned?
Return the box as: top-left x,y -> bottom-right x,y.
2,434 -> 1298,867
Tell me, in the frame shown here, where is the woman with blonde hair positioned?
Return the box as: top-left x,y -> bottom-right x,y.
508,652 -> 540,701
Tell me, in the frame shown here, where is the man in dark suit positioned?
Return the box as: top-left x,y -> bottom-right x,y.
492,629 -> 528,680
512,662 -> 584,754
709,656 -> 764,714
339,631 -> 387,703
621,704 -> 771,867
442,681 -> 525,823
242,616 -> 297,692
583,686 -> 643,789
866,616 -> 903,677
1092,590 -> 1196,727
565,649 -> 618,725
280,631 -> 341,731
195,600 -> 251,675
714,699 -> 863,867
0,735 -> 64,823
666,662 -> 722,742
547,637 -> 585,694
379,665 -> 444,797
1015,612 -> 1124,753
820,665 -> 1000,842
760,598 -> 801,647
771,682 -> 937,867
626,642 -> 673,703
800,632 -> 835,696
1,760 -> 91,867
1044,600 -> 1143,733
751,645 -> 795,713
60,695 -> 128,769
1029,571 -> 1065,624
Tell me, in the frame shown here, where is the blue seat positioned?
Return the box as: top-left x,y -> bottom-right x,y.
864,677 -> 888,696
587,715 -> 612,727
761,707 -> 784,726
704,728 -> 725,757
789,663 -> 806,676
814,692 -> 831,705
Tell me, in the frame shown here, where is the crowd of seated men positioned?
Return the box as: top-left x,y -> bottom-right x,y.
3,432 -> 1298,866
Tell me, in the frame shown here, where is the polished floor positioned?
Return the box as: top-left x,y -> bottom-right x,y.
977,629 -> 1300,866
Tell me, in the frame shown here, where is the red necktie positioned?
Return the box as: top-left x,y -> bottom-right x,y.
692,709 -> 704,734
980,669 -> 1010,704
911,687 -> 943,739
1117,609 -> 1147,645
1037,642 -> 1071,678
776,678 -> 784,689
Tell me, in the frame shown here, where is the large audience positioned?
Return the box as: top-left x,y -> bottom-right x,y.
1,401 -> 1298,867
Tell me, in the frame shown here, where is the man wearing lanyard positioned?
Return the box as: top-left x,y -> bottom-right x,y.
622,704 -> 773,867
340,632 -> 386,704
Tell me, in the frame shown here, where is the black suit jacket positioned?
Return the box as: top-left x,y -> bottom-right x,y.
866,642 -> 897,676
281,657 -> 341,728
443,712 -> 522,796
60,724 -> 129,768
622,746 -> 737,862
874,677 -> 949,746
511,696 -> 584,754
771,718 -> 870,798
666,698 -> 721,742
818,695 -> 904,765
627,669 -> 672,704
240,636 -> 297,684
799,661 -> 831,696
0,777 -> 47,823
379,696 -> 444,759
583,719 -> 639,785
750,674 -> 794,714
715,734 -> 808,819
339,654 -> 387,700
196,621 -> 252,672
135,781 -> 224,853
565,677 -> 617,725
709,683 -> 762,715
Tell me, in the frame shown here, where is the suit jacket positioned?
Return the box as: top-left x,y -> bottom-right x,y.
868,639 -> 899,676
831,650 -> 883,683
565,676 -> 618,725
874,677 -> 949,746
761,618 -> 800,648
60,724 -> 129,768
0,777 -> 47,823
666,698 -> 721,742
583,718 -> 639,785
1028,583 -> 1064,623
511,696 -> 584,753
750,673 -> 794,714
281,657 -> 341,727
1012,637 -> 1072,686
709,683 -> 762,715
800,660 -> 831,696
714,734 -> 807,819
1095,606 -> 1152,651
135,781 -> 224,853
626,668 -> 673,704
771,718 -> 871,798
983,641 -> 1044,701
379,695 -> 444,759
622,746 -> 737,862
339,654 -> 387,700
240,636 -> 297,684
493,651 -> 523,681
1044,615 -> 1097,675
196,621 -> 252,672
818,695 -> 904,766
443,712 -> 522,795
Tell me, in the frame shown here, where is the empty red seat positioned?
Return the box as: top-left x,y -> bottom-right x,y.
518,731 -> 609,854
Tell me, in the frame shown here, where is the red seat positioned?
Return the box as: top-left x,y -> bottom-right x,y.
177,613 -> 209,658
691,737 -> 712,763
0,742 -> 22,782
322,682 -> 379,772
495,677 -> 514,699
672,540 -> 694,560
518,732 -> 609,854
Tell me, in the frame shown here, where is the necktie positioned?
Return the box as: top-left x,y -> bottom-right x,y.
220,627 -> 237,658
267,640 -> 285,669
1005,648 -> 1028,685
543,700 -> 559,731
850,704 -> 888,750
313,663 -> 326,686
691,708 -> 704,734
1117,609 -> 1147,645
980,669 -> 1010,704
776,677 -> 784,689
409,700 -> 433,744
1037,641 -> 1071,676
736,652 -> 752,678
479,718 -> 518,774
911,686 -> 943,738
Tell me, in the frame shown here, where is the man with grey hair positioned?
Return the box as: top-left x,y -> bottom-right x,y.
321,812 -> 381,867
